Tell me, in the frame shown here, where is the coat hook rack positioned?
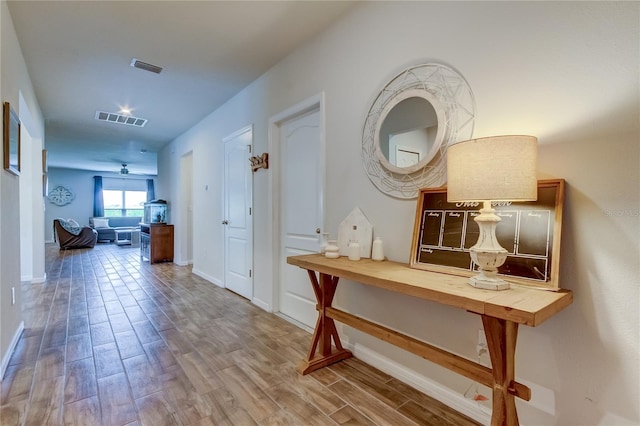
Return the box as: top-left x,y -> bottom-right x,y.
250,153 -> 269,172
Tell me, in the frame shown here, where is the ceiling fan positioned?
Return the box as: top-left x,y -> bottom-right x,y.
116,162 -> 150,177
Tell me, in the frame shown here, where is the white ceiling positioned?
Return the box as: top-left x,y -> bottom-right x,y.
7,1 -> 357,175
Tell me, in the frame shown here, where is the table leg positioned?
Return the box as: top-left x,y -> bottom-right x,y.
482,315 -> 520,426
297,270 -> 352,375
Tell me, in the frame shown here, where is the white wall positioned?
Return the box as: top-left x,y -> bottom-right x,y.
159,2 -> 638,425
16,93 -> 45,282
18,121 -> 33,280
1,0 -> 45,375
45,167 -> 97,240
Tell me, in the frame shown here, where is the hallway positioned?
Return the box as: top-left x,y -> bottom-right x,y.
1,243 -> 479,425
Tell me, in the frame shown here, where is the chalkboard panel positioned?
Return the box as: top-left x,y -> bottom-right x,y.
409,179 -> 565,290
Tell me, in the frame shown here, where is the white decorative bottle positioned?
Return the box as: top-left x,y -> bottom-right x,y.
372,237 -> 384,261
348,241 -> 360,261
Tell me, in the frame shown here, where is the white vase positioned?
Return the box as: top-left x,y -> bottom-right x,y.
325,240 -> 340,259
348,241 -> 360,261
372,237 -> 384,261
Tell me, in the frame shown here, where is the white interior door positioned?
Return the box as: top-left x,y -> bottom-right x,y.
223,126 -> 253,300
279,107 -> 323,328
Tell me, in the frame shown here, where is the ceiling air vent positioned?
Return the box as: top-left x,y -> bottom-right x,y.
130,58 -> 163,74
95,111 -> 147,127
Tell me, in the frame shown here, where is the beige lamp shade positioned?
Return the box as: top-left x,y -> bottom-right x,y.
447,135 -> 538,202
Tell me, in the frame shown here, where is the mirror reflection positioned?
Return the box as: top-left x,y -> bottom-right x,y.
379,97 -> 438,168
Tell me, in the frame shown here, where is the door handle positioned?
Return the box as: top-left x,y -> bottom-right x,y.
316,228 -> 321,234
222,220 -> 229,225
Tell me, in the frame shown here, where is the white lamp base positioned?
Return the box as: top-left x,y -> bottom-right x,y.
468,201 -> 511,291
469,274 -> 510,291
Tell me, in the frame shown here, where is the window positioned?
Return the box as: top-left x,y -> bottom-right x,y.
104,190 -> 146,217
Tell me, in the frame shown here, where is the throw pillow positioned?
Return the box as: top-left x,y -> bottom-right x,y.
67,218 -> 80,228
93,218 -> 110,228
57,218 -> 81,236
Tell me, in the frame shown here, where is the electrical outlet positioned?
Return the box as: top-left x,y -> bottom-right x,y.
11,287 -> 16,305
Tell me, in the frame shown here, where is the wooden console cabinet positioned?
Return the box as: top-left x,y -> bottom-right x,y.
287,254 -> 573,426
140,223 -> 174,264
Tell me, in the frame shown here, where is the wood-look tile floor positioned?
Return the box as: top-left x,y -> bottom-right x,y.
1,243 -> 480,426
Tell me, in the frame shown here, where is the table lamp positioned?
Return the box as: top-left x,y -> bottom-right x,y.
447,135 -> 538,290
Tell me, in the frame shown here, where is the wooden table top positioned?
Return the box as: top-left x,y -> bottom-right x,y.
287,254 -> 573,327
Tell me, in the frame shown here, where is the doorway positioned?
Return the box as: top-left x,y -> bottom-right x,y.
273,95 -> 325,328
222,126 -> 253,299
179,152 -> 193,265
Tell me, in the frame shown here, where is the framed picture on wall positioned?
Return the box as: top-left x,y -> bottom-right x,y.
409,179 -> 565,290
3,102 -> 21,176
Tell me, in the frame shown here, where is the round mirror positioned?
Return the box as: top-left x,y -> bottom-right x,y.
362,63 -> 476,199
374,90 -> 444,175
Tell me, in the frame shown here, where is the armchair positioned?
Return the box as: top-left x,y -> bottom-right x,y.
53,219 -> 98,249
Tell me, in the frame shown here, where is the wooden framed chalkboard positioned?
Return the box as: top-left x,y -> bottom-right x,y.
409,179 -> 565,290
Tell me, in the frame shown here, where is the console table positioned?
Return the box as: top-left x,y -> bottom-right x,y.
287,254 -> 572,426
140,223 -> 174,264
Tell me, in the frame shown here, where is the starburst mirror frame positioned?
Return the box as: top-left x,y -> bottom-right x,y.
362,63 -> 476,199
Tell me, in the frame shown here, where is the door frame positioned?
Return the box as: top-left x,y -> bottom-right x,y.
223,124 -> 254,300
268,93 -> 325,313
176,150 -> 193,266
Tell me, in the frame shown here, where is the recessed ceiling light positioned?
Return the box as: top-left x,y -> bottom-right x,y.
120,107 -> 131,115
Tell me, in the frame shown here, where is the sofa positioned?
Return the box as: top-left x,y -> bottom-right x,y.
89,216 -> 142,242
53,219 -> 98,249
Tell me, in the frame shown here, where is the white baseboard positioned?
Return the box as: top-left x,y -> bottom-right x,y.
174,260 -> 189,266
24,271 -> 48,282
275,312 -> 315,334
0,321 -> 24,381
252,297 -> 271,312
345,340 -> 492,426
32,273 -> 47,284
45,239 -> 55,244
21,269 -> 47,283
191,268 -> 224,288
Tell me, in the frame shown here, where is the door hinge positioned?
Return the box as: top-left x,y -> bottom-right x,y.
249,269 -> 252,278
248,145 -> 252,154
249,207 -> 252,215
